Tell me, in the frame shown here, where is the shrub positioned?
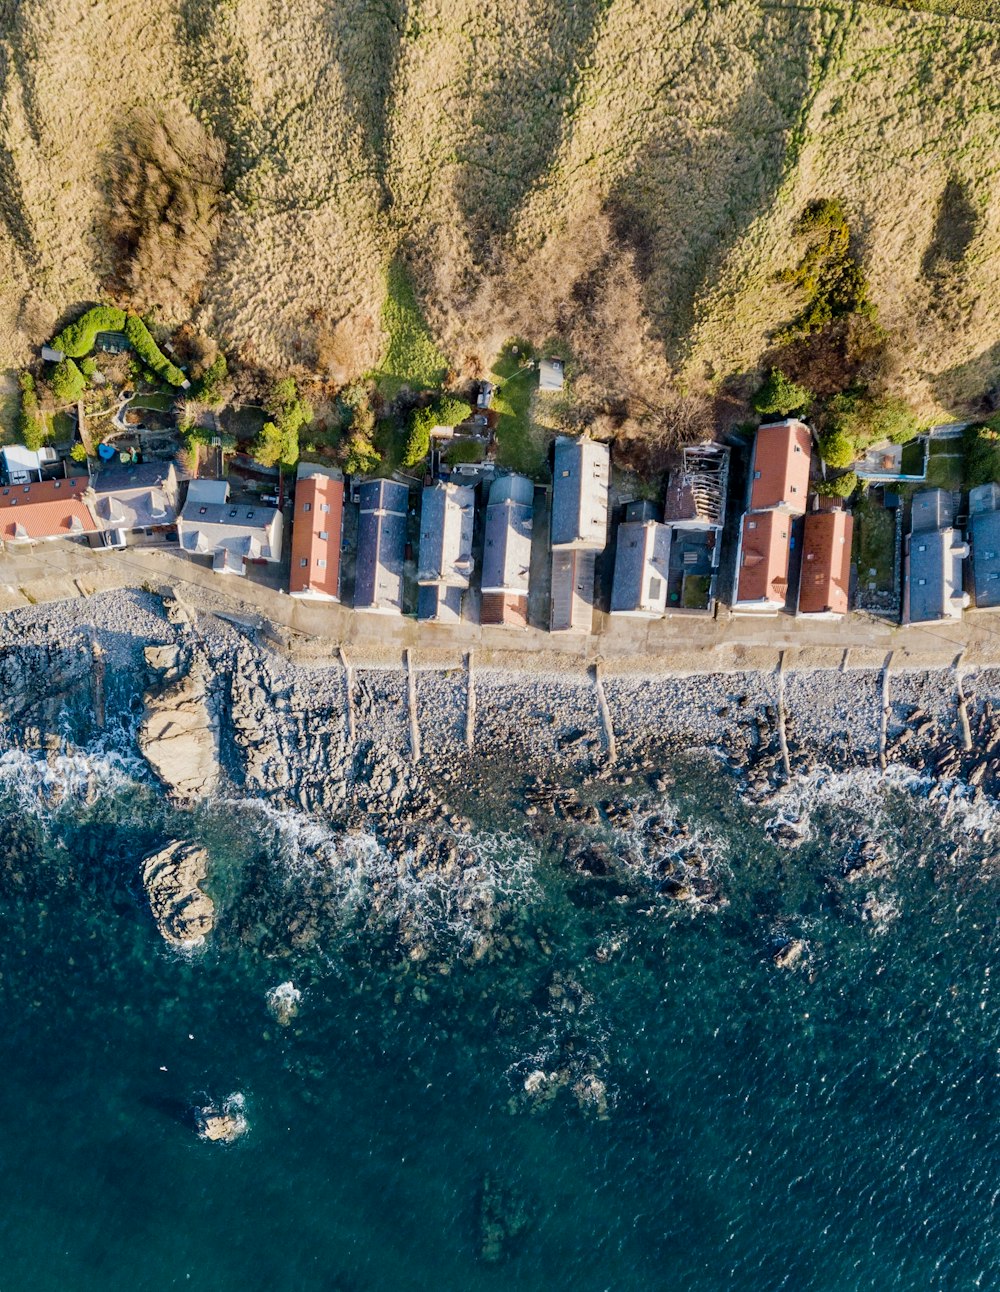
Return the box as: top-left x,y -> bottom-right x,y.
964,423 -> 1000,489
403,407 -> 434,467
123,314 -> 187,386
21,419 -> 44,451
70,443 -> 88,463
775,200 -> 875,344
753,369 -> 811,417
343,432 -> 381,476
52,305 -> 126,357
818,428 -> 856,469
434,396 -> 470,428
196,352 -> 229,407
258,375 -> 311,466
79,357 -> 97,378
815,470 -> 858,498
252,421 -> 284,468
50,358 -> 87,404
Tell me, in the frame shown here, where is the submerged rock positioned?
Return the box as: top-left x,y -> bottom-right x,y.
138,657 -> 220,802
142,840 -> 215,947
266,981 -> 302,1025
773,938 -> 807,969
478,1173 -> 531,1263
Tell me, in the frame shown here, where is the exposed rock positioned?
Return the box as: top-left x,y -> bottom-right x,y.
194,1094 -> 247,1143
266,981 -> 302,1025
142,840 -> 215,947
138,657 -> 219,801
573,1073 -> 609,1119
773,938 -> 807,969
143,643 -> 185,683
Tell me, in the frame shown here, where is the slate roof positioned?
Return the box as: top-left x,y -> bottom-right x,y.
178,497 -> 282,566
482,474 -> 533,595
87,462 -> 180,532
355,479 -> 409,612
970,510 -> 1000,609
969,483 -> 1000,518
911,488 -> 954,534
416,583 -> 464,623
0,478 -> 99,542
611,520 -> 671,614
797,509 -> 853,616
550,437 -> 609,549
550,549 -> 597,631
417,481 -> 475,588
904,527 -> 967,623
289,473 -> 343,599
748,420 -> 811,513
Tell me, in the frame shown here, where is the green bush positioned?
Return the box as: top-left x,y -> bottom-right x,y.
434,396 -> 470,428
79,357 -> 97,378
123,315 -> 187,386
818,428 -> 857,469
50,358 -> 87,404
343,432 -> 381,476
775,200 -> 875,344
814,470 -> 858,498
70,443 -> 88,463
964,423 -> 1000,489
52,305 -> 126,357
196,353 -> 229,407
403,407 -> 434,467
833,393 -> 921,447
753,369 -> 811,417
18,373 -> 43,450
257,375 -> 311,467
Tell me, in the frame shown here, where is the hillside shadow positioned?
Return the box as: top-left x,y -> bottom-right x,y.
929,340 -> 1000,416
452,0 -> 610,262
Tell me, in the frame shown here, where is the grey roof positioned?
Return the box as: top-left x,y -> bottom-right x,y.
355,479 -> 409,611
178,498 -> 282,564
969,482 -> 1000,517
625,499 -> 660,524
970,510 -> 1000,609
186,478 -> 229,506
911,488 -> 954,534
539,357 -> 565,392
482,474 -> 533,594
611,520 -> 671,614
550,437 -> 609,550
88,462 -> 180,531
417,481 -> 475,587
417,583 -> 464,623
550,549 -> 596,631
905,527 -> 967,623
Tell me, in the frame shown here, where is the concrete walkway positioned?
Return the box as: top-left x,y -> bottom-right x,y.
2,538 -> 1000,675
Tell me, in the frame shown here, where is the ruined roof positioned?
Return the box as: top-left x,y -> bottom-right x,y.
664,444 -> 730,525
0,479 -> 99,542
748,420 -> 811,513
482,474 -> 533,595
550,437 -> 609,549
734,509 -> 791,608
289,473 -> 344,599
797,509 -> 853,616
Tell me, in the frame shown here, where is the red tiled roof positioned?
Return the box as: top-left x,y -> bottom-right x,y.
798,508 -> 853,615
736,510 -> 791,607
481,591 -> 528,627
749,421 -> 811,513
0,478 -> 99,542
289,475 -> 343,598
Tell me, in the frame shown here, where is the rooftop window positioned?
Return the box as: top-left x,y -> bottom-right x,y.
317,559 -> 327,569
299,558 -> 308,568
303,502 -> 311,513
320,503 -> 330,513
319,531 -> 328,541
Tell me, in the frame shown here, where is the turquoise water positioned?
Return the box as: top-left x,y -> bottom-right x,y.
0,755 -> 997,1291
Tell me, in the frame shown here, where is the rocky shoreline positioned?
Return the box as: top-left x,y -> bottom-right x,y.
0,589 -> 997,953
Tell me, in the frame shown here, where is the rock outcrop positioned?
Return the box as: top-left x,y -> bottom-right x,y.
193,1094 -> 247,1143
142,840 -> 215,947
138,656 -> 219,801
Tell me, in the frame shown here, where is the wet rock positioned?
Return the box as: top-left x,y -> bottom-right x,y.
194,1094 -> 247,1143
138,657 -> 220,802
266,981 -> 302,1025
573,1073 -> 609,1119
773,938 -> 807,969
142,840 -> 215,947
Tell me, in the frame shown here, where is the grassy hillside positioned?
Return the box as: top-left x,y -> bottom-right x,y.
0,0 -> 997,430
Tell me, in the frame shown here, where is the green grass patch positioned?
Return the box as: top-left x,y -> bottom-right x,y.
444,439 -> 485,465
924,451 -> 964,490
681,574 -> 712,610
963,422 -> 1000,488
130,392 -> 174,412
372,259 -> 448,398
854,493 -> 896,592
873,0 -> 997,17
489,341 -> 548,478
373,414 -> 410,476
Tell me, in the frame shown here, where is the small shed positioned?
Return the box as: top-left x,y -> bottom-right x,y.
539,357 -> 565,392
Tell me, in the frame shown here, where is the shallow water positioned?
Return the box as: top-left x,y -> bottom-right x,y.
0,752 -> 997,1291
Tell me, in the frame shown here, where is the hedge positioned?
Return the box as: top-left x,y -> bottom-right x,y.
123,315 -> 187,386
52,306 -> 126,357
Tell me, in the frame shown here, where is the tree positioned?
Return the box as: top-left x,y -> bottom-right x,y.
259,375 -> 311,467
753,368 -> 812,417
818,428 -> 856,468
252,421 -> 285,468
403,407 -> 434,467
195,352 -> 230,408
50,358 -> 87,404
340,382 -> 381,476
815,471 -> 858,498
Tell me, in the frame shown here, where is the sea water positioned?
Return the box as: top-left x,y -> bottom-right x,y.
0,749 -> 996,1292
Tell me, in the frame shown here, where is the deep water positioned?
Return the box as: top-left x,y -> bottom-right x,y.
0,754 -> 997,1292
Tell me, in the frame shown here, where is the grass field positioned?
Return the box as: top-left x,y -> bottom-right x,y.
0,0 -> 997,428
854,493 -> 897,591
489,346 -> 549,478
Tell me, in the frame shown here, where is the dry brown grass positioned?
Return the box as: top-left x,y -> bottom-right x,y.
0,0 -> 997,428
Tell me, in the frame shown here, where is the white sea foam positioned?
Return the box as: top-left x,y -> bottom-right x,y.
0,745 -> 146,815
